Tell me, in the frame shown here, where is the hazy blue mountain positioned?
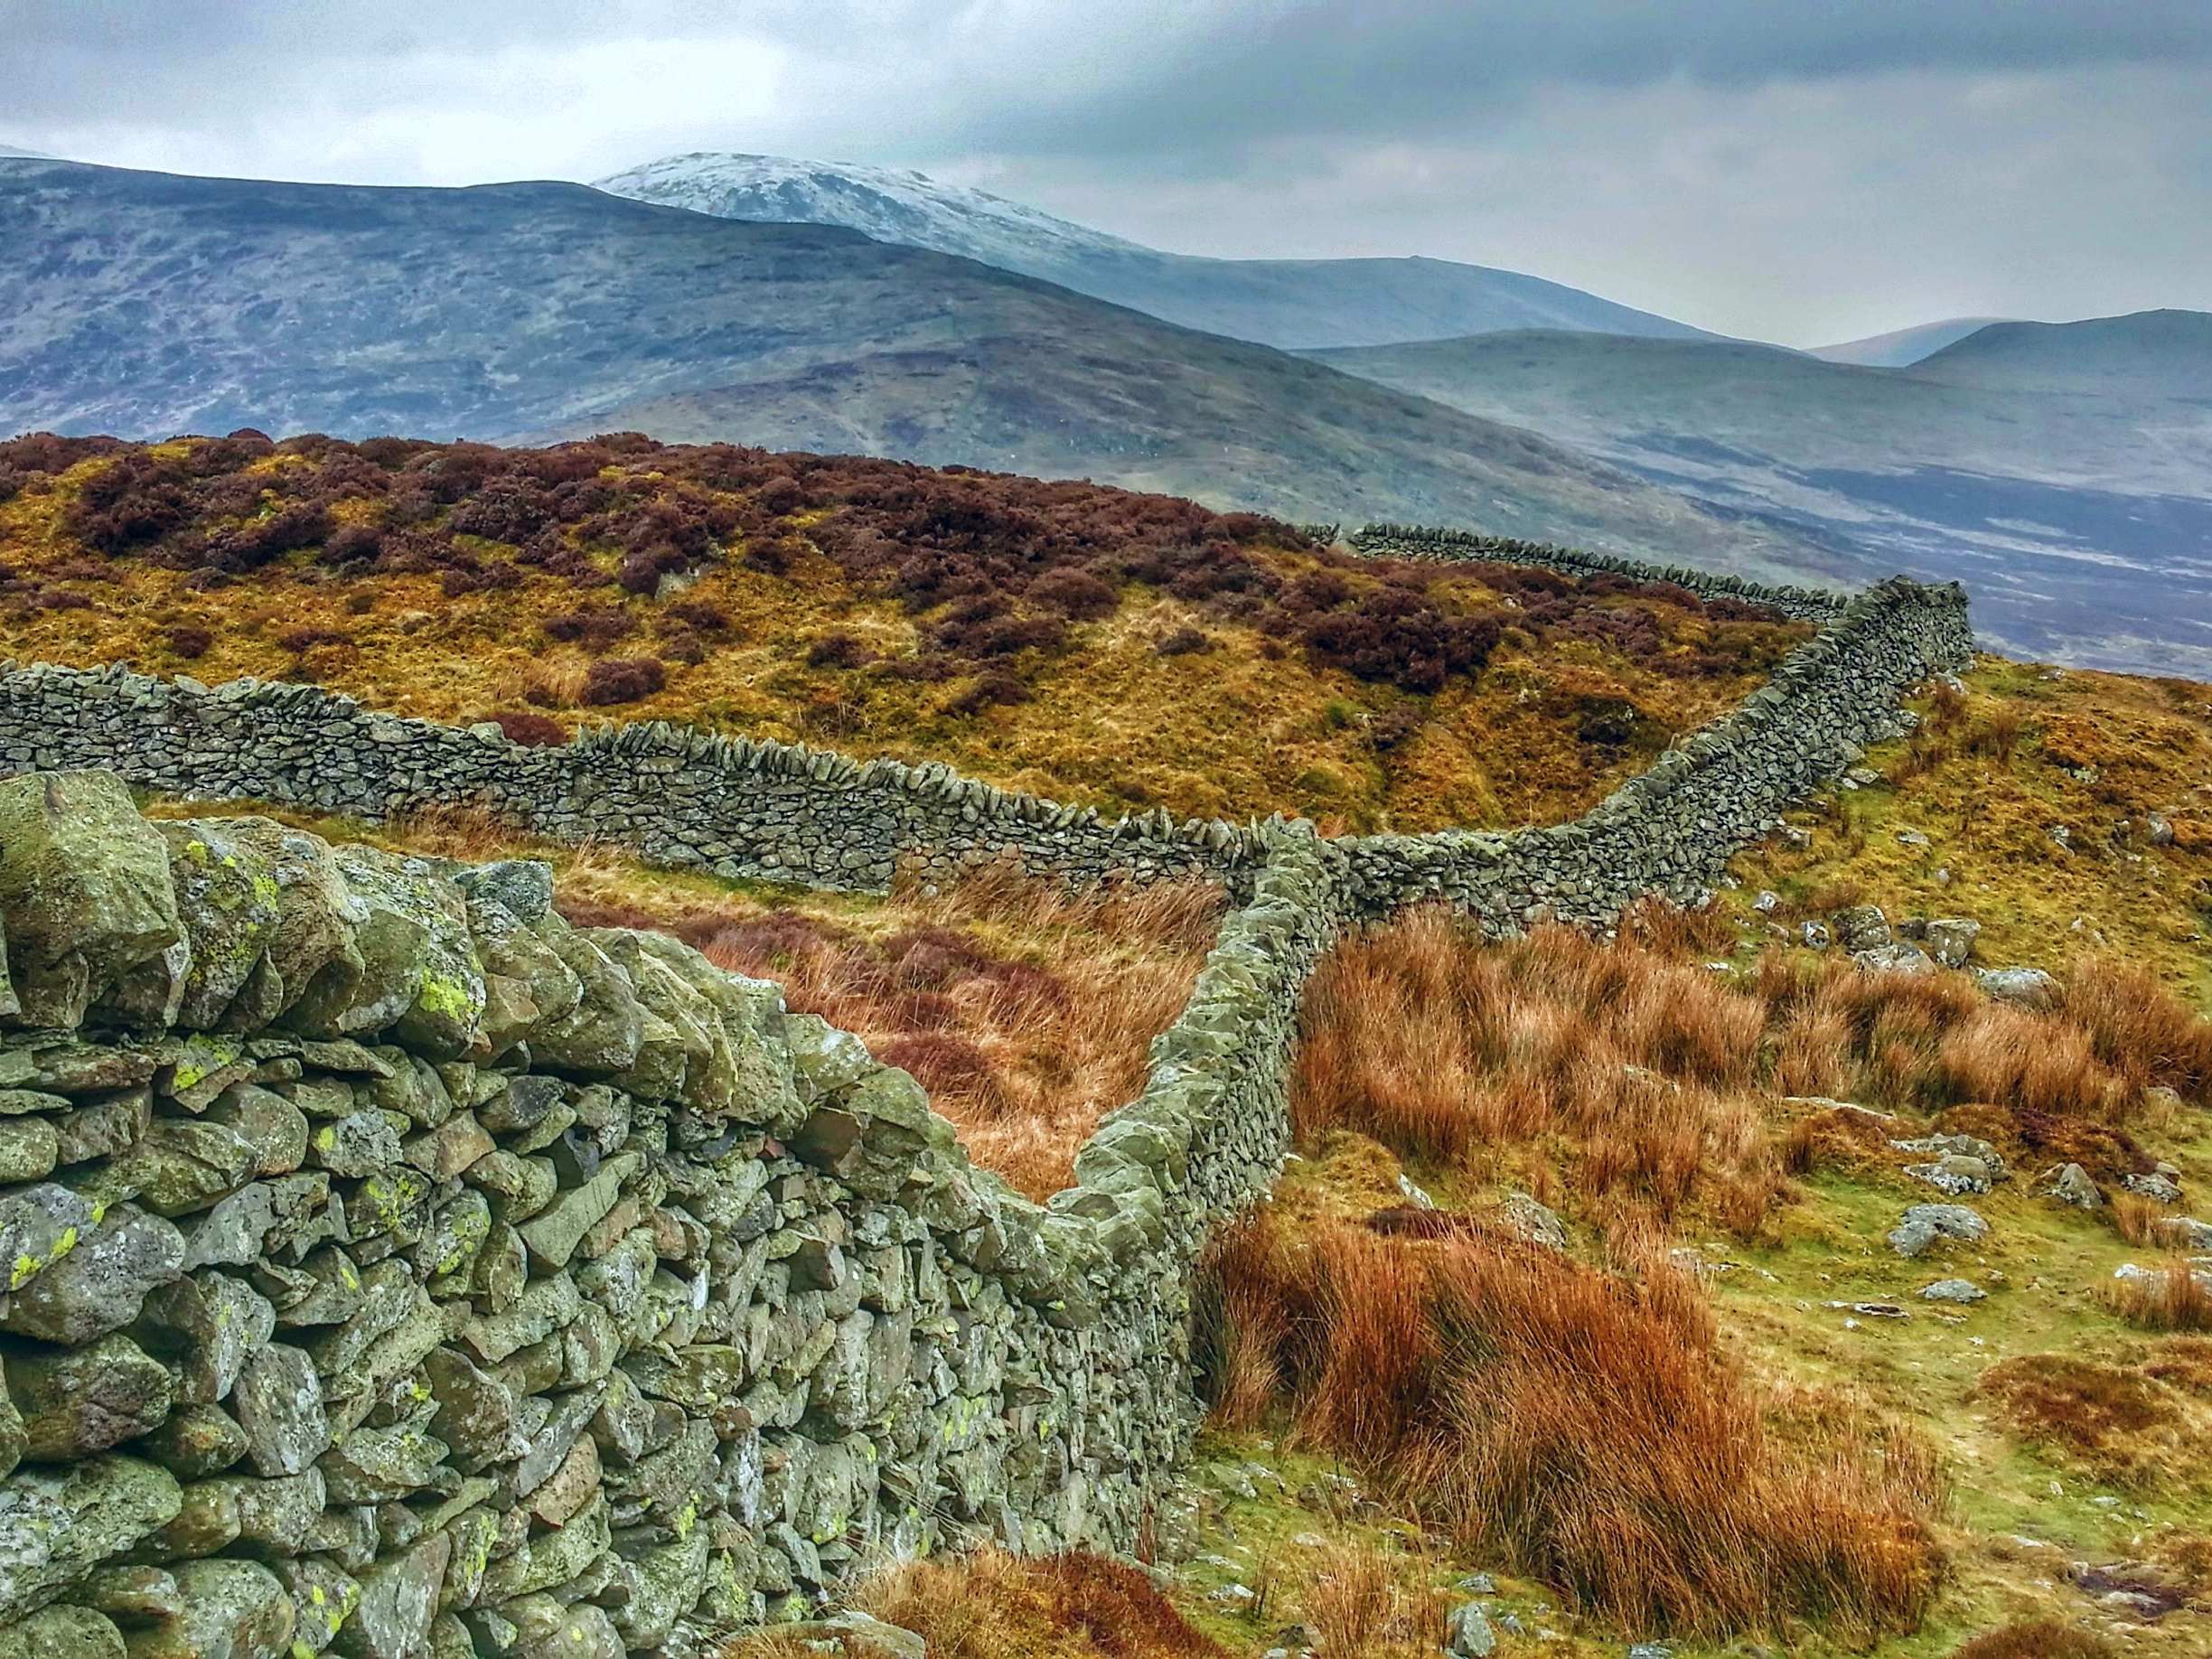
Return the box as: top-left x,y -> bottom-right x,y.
592,152 -> 1722,351
1910,309 -> 2212,400
1313,329 -> 2212,675
1810,318 -> 2012,368
0,144 -> 52,159
0,156 -> 1828,580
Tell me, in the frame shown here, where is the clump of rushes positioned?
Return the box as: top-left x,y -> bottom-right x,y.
1197,1215 -> 1946,1643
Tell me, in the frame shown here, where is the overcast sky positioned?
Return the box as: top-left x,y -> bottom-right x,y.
6,1 -> 2208,344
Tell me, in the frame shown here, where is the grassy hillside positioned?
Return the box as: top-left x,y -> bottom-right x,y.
1311,329 -> 2212,677
1728,658 -> 2212,1003
1191,902 -> 2212,1656
0,432 -> 1812,833
0,155 -> 1823,579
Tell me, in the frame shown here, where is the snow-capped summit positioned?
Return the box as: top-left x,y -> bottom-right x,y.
595,151 -> 1147,271
593,151 -> 1720,351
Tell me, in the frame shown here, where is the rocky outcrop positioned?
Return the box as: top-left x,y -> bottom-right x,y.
0,774 -> 1342,1654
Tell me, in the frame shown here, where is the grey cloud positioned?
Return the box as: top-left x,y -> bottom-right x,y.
2,2 -> 2207,342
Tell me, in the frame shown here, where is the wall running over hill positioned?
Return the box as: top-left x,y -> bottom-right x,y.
0,663 -> 1264,898
0,553 -> 1972,1655
1340,521 -> 1851,623
1339,575 -> 1973,923
0,773 -> 1342,1658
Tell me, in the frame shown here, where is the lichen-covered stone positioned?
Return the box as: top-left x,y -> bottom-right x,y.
126,1558 -> 295,1659
0,1204 -> 183,1345
18,1602 -> 127,1659
0,1455 -> 183,1624
0,771 -> 182,1028
9,1331 -> 175,1459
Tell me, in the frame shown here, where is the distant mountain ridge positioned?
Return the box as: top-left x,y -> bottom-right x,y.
0,155 -> 1825,583
1810,318 -> 2011,368
1910,308 -> 2212,400
592,151 -> 1722,351
1310,318 -> 2212,675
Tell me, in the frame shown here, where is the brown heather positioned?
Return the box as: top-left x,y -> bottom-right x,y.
0,431 -> 1809,833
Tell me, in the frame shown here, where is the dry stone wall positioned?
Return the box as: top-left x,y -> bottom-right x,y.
1341,521 -> 1851,623
0,773 -> 1339,1659
1340,575 -> 1975,926
0,545 -> 1973,1658
0,664 -> 1264,898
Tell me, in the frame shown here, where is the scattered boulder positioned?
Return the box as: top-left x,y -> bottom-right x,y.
1888,1204 -> 1990,1258
1446,1600 -> 1497,1658
1978,966 -> 2063,1011
1798,920 -> 1832,950
2042,1162 -> 2104,1210
1832,904 -> 1892,953
1895,1133 -> 2009,1196
1853,942 -> 1935,977
2123,1171 -> 2183,1204
1920,1279 -> 1988,1304
776,1612 -> 929,1659
2153,1217 -> 2212,1251
1923,917 -> 1982,968
1495,1193 -> 1569,1251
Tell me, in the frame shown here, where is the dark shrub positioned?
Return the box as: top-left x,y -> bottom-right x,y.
949,671 -> 1030,716
492,710 -> 567,745
1155,625 -> 1211,657
276,626 -> 349,652
542,606 -> 635,652
319,522 -> 384,567
806,633 -> 874,670
580,656 -> 666,706
1028,567 -> 1118,620
664,597 -> 730,634
164,623 -> 213,659
71,454 -> 190,552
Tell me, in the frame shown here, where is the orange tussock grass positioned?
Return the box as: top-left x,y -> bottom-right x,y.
1951,1622 -> 2117,1659
836,1548 -> 1228,1659
1973,1353 -> 2210,1488
1298,909 -> 2212,1229
1198,1217 -> 1946,1642
1300,1543 -> 1448,1659
1293,909 -> 1773,1228
571,861 -> 1220,1201
2101,1261 -> 2212,1333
